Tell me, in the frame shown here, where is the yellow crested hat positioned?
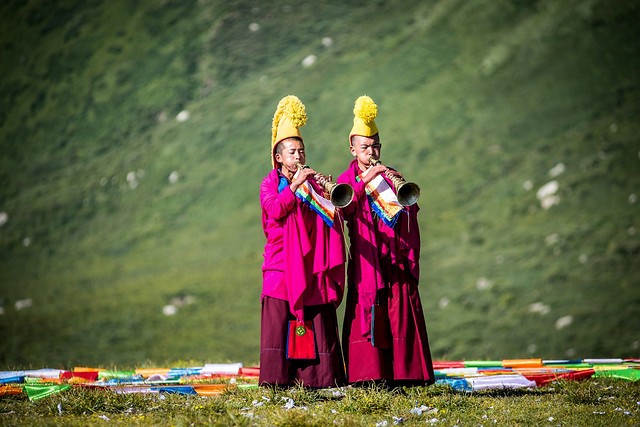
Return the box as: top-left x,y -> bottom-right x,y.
271,95 -> 307,168
349,95 -> 378,142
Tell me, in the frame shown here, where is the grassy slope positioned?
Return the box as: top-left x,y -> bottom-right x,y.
0,0 -> 638,367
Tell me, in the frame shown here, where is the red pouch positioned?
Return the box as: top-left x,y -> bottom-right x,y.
371,304 -> 392,349
287,320 -> 317,359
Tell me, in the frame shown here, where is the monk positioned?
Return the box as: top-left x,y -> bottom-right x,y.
337,95 -> 435,387
259,95 -> 346,387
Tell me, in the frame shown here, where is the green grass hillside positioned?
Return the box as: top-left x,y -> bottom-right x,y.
1,0 -> 639,367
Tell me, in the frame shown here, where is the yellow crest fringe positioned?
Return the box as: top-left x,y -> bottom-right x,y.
353,95 -> 377,124
272,95 -> 307,143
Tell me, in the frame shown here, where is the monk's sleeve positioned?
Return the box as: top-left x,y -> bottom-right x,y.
260,176 -> 296,220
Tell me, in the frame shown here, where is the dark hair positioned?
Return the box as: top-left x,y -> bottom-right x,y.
275,137 -> 304,156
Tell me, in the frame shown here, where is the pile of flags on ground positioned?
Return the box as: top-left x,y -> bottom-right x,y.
433,358 -> 639,391
1,359 -> 638,401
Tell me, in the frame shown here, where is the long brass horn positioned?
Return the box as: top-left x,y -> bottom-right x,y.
369,157 -> 421,207
296,162 -> 354,208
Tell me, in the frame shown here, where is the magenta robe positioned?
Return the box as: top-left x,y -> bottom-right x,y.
337,159 -> 435,384
259,168 -> 347,387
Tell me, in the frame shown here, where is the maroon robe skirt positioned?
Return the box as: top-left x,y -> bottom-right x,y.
259,296 -> 346,387
342,261 -> 436,385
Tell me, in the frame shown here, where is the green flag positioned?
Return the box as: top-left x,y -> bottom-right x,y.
24,385 -> 71,401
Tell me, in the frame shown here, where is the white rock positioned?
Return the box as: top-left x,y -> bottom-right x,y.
536,181 -> 558,201
15,299 -> 33,310
438,297 -> 450,309
540,195 -> 560,210
529,302 -> 550,315
162,305 -> 177,316
555,315 -> 573,330
476,277 -> 492,290
176,110 -> 190,122
548,163 -> 565,178
545,233 -> 559,246
301,55 -> 317,68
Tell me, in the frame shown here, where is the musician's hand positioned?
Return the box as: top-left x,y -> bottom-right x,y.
290,167 -> 316,192
362,164 -> 387,184
385,168 -> 403,179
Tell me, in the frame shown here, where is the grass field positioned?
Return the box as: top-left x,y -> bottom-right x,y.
0,0 -> 639,368
1,378 -> 639,426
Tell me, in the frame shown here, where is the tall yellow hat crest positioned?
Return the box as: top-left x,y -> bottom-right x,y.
349,95 -> 378,142
271,95 -> 307,168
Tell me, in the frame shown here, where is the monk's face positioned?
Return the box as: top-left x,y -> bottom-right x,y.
350,134 -> 381,172
275,138 -> 305,178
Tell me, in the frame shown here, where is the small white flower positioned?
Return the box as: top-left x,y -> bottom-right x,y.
322,37 -> 333,47
283,398 -> 295,410
0,212 -> 8,227
249,22 -> 260,32
409,405 -> 430,416
168,171 -> 179,184
438,297 -> 450,309
523,180 -> 533,191
629,194 -> 637,204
